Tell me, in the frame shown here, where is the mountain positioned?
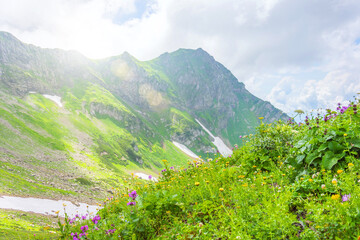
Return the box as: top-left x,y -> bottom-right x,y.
0,31 -> 287,201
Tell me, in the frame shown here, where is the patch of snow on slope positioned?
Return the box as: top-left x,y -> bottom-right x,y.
0,195 -> 98,218
172,141 -> 199,158
195,119 -> 233,157
43,94 -> 63,107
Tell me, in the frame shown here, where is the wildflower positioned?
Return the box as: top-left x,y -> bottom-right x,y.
258,117 -> 264,120
148,175 -> 152,180
195,182 -> 200,186
331,194 -> 340,200
161,169 -> 167,172
348,163 -> 354,167
127,201 -> 136,206
337,170 -> 343,174
162,159 -> 167,163
106,229 -> 116,235
55,211 -> 60,214
344,133 -> 348,137
205,180 -> 209,184
238,175 -> 245,178
342,194 -> 351,202
321,184 -> 326,189
80,225 -> 88,232
79,233 -> 87,237
253,165 -> 257,168
170,166 -> 174,170
332,179 -> 337,185
92,215 -> 101,224
71,233 -> 79,240
308,179 -> 313,182
219,188 -> 224,192
81,215 -> 87,220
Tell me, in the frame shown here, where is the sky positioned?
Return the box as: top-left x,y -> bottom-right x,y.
0,0 -> 360,116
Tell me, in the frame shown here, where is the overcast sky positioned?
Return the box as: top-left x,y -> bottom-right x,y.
1,0 -> 360,115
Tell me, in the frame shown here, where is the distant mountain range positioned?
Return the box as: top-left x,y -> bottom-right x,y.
0,31 -> 287,201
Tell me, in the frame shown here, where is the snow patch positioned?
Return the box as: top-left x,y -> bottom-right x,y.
42,94 -> 63,107
172,141 -> 199,158
0,195 -> 98,218
195,119 -> 233,157
134,173 -> 157,181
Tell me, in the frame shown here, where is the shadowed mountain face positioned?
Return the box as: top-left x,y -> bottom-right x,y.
0,31 -> 287,199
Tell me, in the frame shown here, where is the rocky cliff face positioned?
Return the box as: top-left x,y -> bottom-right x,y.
0,31 -> 288,156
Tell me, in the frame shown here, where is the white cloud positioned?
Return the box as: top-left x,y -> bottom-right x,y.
0,0 -> 360,114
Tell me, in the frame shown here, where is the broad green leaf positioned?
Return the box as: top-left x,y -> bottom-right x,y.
296,154 -> 306,164
318,143 -> 328,152
322,151 -> 345,169
328,141 -> 345,153
305,151 -> 321,165
294,140 -> 307,149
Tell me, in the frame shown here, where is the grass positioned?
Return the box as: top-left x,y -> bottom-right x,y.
0,209 -> 59,240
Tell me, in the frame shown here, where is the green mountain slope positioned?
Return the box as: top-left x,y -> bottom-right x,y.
0,31 -> 287,201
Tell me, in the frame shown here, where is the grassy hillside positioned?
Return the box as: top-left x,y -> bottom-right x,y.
0,88 -> 193,203
58,97 -> 360,239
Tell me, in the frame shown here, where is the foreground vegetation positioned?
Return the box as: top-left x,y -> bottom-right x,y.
57,96 -> 360,239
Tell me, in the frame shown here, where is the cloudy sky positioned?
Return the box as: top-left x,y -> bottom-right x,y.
1,0 -> 360,115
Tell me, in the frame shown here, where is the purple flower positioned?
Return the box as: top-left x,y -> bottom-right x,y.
81,214 -> 87,220
127,201 -> 136,206
161,168 -> 167,172
129,190 -> 138,200
79,232 -> 86,237
239,135 -> 242,138
106,229 -> 116,235
81,225 -> 88,232
92,215 -> 101,224
71,233 -> 79,240
148,175 -> 152,179
342,194 -> 351,202
170,166 -> 174,170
